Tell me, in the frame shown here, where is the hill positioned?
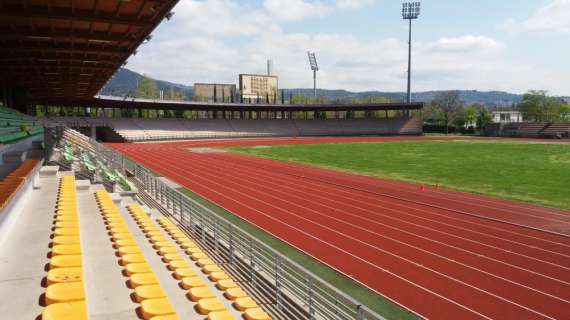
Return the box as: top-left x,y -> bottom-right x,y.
100,68 -> 523,106
99,68 -> 194,98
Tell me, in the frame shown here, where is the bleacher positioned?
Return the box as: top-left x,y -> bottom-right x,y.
99,117 -> 423,141
542,123 -> 570,138
516,123 -> 548,137
0,107 -> 43,144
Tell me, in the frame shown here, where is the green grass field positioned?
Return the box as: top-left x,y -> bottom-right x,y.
230,140 -> 570,209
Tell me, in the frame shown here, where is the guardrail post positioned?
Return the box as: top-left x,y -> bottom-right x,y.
275,255 -> 282,309
213,219 -> 219,255
228,224 -> 234,265
307,276 -> 315,320
356,305 -> 364,320
249,238 -> 255,284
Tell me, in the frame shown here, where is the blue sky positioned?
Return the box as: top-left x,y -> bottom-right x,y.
125,0 -> 570,95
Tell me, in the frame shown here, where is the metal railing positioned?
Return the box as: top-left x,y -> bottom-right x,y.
53,127 -> 385,320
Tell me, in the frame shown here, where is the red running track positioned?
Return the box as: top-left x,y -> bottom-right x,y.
109,137 -> 570,320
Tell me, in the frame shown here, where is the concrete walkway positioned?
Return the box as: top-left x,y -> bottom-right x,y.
0,175 -> 58,319
79,185 -> 139,319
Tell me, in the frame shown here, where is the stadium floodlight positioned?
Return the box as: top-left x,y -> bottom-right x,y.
307,51 -> 319,98
402,1 -> 421,104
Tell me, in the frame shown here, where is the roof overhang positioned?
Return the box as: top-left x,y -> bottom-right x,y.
35,96 -> 424,112
0,0 -> 179,101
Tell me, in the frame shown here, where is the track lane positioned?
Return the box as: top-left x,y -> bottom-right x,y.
110,141 -> 565,317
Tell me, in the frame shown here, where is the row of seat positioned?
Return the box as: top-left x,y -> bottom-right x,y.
149,210 -> 271,320
42,176 -> 88,320
0,159 -> 39,210
94,190 -> 179,320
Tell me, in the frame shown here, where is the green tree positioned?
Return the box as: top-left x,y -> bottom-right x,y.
518,90 -> 564,122
433,91 -> 464,134
133,75 -> 159,99
476,108 -> 493,131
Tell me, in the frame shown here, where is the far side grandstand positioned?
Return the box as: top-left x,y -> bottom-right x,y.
37,97 -> 423,142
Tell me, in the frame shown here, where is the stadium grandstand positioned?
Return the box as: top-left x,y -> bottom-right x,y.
0,1 -> 396,319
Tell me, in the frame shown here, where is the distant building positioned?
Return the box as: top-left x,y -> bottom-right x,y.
492,110 -> 523,123
239,74 -> 279,103
193,83 -> 237,103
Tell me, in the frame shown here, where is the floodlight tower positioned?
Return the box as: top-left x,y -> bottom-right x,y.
307,51 -> 319,98
402,1 -> 421,104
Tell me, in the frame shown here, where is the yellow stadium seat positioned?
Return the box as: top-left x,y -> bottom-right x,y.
45,282 -> 85,305
114,239 -> 138,248
209,272 -> 230,282
47,267 -> 83,285
167,260 -> 191,271
216,279 -> 238,291
55,215 -> 78,222
186,247 -> 203,255
126,262 -> 154,275
188,287 -> 215,302
153,241 -> 176,249
50,255 -> 82,269
121,254 -> 146,266
112,233 -> 135,242
149,235 -> 168,243
162,253 -> 184,262
42,301 -> 87,320
234,297 -> 259,311
158,247 -> 178,256
191,252 -> 208,261
225,287 -> 248,300
134,285 -> 167,302
140,298 -> 177,320
130,273 -> 159,288
109,227 -> 131,234
173,267 -> 198,280
54,221 -> 79,229
208,310 -> 237,320
52,244 -> 82,256
197,298 -> 226,314
118,246 -> 142,256
244,308 -> 271,320
180,276 -> 207,289
179,241 -> 197,249
146,231 -> 164,238
54,228 -> 80,236
203,265 -> 222,274
197,258 -> 215,267
52,236 -> 80,245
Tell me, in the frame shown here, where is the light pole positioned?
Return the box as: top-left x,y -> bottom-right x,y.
402,1 -> 420,104
307,51 -> 319,98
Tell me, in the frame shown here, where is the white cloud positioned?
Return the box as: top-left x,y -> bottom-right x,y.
499,0 -> 570,34
263,0 -> 332,21
125,0 -> 568,95
336,0 -> 376,10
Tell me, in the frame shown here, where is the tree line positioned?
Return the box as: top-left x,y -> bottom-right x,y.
424,90 -> 570,134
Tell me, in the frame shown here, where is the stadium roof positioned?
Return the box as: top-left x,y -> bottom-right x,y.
44,95 -> 424,112
0,0 -> 179,102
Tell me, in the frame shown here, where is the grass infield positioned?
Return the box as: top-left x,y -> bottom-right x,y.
230,140 -> 570,209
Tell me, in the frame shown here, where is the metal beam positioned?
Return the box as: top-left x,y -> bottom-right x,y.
0,7 -> 151,28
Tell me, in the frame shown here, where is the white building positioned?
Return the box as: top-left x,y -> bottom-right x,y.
492,110 -> 523,123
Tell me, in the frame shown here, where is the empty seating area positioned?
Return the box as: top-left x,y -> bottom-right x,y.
0,107 -> 43,144
42,176 -> 88,320
542,123 -> 570,138
100,118 -> 423,141
494,122 -> 570,138
0,159 -> 39,209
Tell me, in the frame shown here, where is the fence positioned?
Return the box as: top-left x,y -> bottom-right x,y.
54,127 -> 386,320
